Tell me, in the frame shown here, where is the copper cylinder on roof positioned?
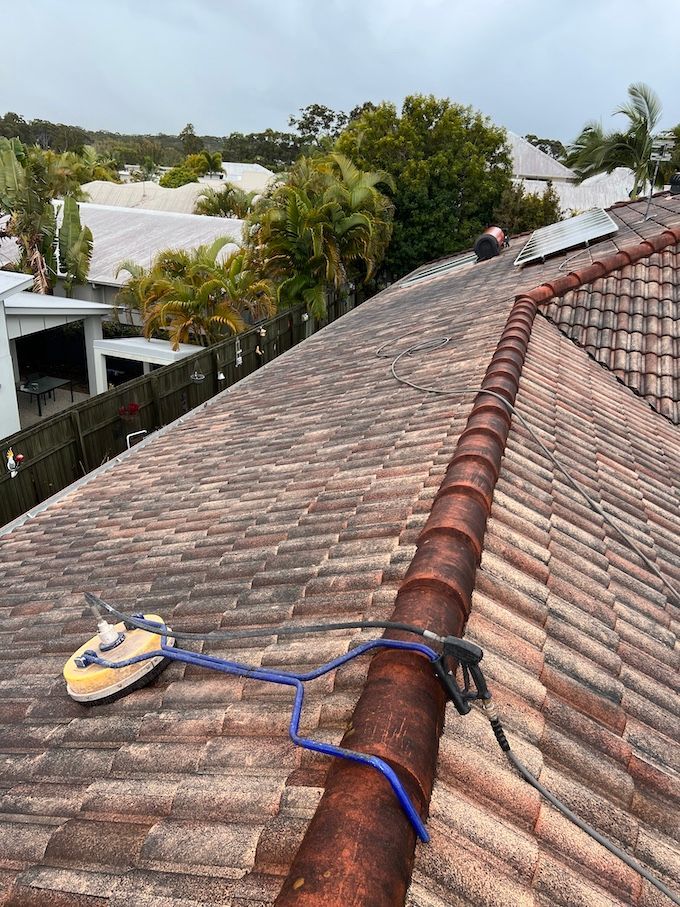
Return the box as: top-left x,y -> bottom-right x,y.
474,225 -> 506,261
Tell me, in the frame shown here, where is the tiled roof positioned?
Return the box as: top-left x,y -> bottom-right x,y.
0,196 -> 679,906
409,315 -> 680,907
541,198 -> 680,424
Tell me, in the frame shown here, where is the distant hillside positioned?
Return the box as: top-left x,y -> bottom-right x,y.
0,111 -> 306,171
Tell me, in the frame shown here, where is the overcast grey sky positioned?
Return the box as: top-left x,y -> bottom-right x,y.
6,0 -> 680,141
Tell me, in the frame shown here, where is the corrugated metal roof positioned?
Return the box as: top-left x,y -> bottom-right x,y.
82,165 -> 274,215
81,181 -> 208,215
0,204 -> 244,287
74,204 -> 244,286
1,205 -> 243,285
521,167 -> 636,213
507,131 -> 575,181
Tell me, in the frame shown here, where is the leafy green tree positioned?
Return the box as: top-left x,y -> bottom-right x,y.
348,102 -> 377,123
30,119 -> 91,153
184,153 -> 210,176
159,166 -> 198,188
336,94 -> 512,279
116,240 -> 274,350
524,135 -> 566,161
493,181 -> 562,235
58,195 -> 93,296
566,83 -> 664,197
179,123 -> 204,155
78,145 -> 119,182
194,183 -> 258,218
0,112 -> 32,144
289,104 -> 349,147
222,129 -> 305,170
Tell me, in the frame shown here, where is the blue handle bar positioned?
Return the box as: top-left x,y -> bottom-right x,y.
77,631 -> 438,842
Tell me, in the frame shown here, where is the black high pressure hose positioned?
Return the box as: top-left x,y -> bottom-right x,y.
482,700 -> 680,905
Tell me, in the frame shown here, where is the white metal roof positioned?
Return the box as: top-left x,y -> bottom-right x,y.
507,132 -> 575,182
82,180 -> 205,215
1,204 -> 243,289
93,336 -> 202,365
70,204 -> 244,287
4,292 -> 113,317
519,168 -> 636,214
221,162 -> 274,191
0,272 -> 33,301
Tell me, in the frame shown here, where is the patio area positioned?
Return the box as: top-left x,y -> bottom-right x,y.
17,383 -> 89,429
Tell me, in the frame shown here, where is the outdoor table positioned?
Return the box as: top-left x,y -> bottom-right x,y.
18,376 -> 74,417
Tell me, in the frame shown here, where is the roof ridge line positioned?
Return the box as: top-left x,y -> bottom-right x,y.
275,298 -> 539,906
524,226 -> 680,304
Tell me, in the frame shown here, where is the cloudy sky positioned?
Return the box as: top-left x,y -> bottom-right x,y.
7,0 -> 680,141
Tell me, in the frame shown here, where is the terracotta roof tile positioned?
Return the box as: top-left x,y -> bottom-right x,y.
542,201 -> 680,424
2,196 -> 680,904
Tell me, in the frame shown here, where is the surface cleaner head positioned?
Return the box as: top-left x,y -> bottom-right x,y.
63,613 -> 174,705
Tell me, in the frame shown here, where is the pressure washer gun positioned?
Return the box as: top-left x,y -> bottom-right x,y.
431,636 -> 489,714
431,635 -> 510,752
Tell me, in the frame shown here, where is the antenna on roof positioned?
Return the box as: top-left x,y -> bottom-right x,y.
637,132 -> 675,222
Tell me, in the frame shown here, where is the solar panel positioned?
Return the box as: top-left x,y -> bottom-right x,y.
403,252 -> 477,285
514,208 -> 618,267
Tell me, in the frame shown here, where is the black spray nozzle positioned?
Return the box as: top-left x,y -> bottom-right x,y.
433,635 -> 490,715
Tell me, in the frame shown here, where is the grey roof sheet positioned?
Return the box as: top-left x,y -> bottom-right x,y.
76,205 -> 244,286
508,132 -> 575,181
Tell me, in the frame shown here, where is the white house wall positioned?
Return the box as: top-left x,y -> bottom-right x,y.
0,301 -> 20,438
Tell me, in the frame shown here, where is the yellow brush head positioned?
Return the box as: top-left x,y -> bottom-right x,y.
63,615 -> 174,704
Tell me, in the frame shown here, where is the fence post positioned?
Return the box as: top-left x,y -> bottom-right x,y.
150,373 -> 162,428
70,410 -> 90,475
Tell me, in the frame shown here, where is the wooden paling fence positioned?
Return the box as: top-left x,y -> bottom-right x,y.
1,297 -> 356,528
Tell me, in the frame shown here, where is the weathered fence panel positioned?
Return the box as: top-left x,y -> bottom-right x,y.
0,300 -> 353,527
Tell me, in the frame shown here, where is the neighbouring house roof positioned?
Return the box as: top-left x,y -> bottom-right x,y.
85,164 -> 273,214
0,196 -> 678,906
4,293 -> 114,340
82,174 -> 272,216
82,181 -> 215,216
507,132 -> 575,182
0,272 -> 32,301
221,162 -> 275,193
93,336 -> 202,366
505,132 -> 636,213
5,293 -> 113,318
0,204 -> 243,288
521,168 -> 636,215
78,204 -> 243,286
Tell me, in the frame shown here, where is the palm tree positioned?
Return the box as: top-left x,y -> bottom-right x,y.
0,138 -> 58,292
58,195 -> 93,297
248,153 -> 394,317
194,183 -> 258,218
566,83 -> 664,197
201,150 -> 223,178
116,239 -> 275,349
324,152 -> 395,280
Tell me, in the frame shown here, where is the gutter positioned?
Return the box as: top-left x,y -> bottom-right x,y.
275,225 -> 680,907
